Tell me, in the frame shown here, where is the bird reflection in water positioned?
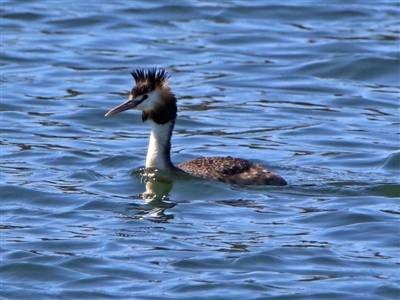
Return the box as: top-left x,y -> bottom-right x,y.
140,168 -> 175,202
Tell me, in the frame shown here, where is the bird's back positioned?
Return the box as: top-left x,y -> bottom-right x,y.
177,156 -> 287,186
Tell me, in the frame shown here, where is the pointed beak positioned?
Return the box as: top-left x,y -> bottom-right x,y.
105,99 -> 140,117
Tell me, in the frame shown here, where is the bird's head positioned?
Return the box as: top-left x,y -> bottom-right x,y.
105,68 -> 177,124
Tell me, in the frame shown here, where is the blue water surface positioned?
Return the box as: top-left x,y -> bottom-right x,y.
1,1 -> 399,299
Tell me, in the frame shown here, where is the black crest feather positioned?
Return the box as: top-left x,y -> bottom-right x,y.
130,68 -> 169,96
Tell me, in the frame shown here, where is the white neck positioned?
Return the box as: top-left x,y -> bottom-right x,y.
145,120 -> 175,170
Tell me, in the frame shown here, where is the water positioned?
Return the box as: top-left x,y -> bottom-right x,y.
1,1 -> 399,299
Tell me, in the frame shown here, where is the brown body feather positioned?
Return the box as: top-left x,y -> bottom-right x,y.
178,156 -> 287,186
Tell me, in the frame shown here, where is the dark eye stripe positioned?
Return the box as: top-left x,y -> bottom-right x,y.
136,94 -> 148,105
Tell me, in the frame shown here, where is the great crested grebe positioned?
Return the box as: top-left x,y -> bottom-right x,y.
105,68 -> 287,186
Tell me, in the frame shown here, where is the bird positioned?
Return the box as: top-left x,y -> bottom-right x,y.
105,68 -> 287,186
